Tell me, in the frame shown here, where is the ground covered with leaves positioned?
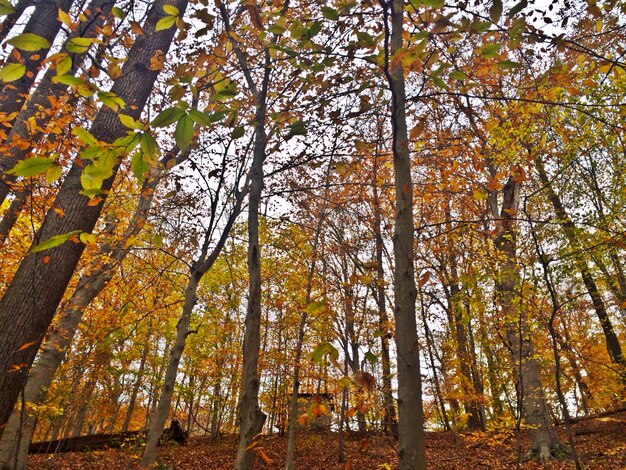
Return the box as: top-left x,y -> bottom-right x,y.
29,411 -> 626,469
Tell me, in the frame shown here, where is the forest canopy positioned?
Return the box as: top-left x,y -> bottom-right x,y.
0,0 -> 624,468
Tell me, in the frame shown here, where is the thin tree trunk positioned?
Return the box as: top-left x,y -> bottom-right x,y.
0,0 -> 186,430
381,0 -> 426,467
493,177 -> 559,459
0,184 -> 28,245
122,344 -> 149,433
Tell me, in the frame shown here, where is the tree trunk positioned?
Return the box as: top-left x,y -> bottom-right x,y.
0,0 -> 187,431
140,275 -> 200,468
122,344 -> 149,433
0,0 -> 114,206
536,158 -> 625,368
494,177 -> 560,459
381,0 -> 427,467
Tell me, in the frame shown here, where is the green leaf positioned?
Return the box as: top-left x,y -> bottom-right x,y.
490,0 -> 503,23
208,110 -> 228,123
72,127 -> 98,146
321,6 -> 339,20
508,0 -> 527,17
189,109 -> 212,126
364,351 -> 378,364
139,132 -> 161,163
163,4 -> 179,15
7,33 -> 50,51
79,232 -> 96,245
46,164 -> 62,183
480,42 -> 501,58
155,15 -> 177,31
31,230 -> 82,253
0,0 -> 15,15
118,113 -> 143,129
56,54 -> 72,76
267,23 -> 286,35
8,157 -> 54,177
97,91 -> 125,111
304,301 -> 324,314
131,151 -> 149,185
496,60 -> 522,69
111,6 -> 126,19
66,37 -> 97,54
231,126 -> 245,139
175,114 -> 194,150
150,107 -> 185,127
285,120 -> 306,140
449,70 -> 468,81
311,343 -> 339,364
53,74 -> 84,86
0,63 -> 25,82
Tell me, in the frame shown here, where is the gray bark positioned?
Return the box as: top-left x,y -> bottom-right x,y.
381,0 -> 426,467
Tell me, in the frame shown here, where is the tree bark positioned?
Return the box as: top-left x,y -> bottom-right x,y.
0,0 -> 114,206
0,0 -> 187,433
493,177 -> 560,459
381,0 -> 426,467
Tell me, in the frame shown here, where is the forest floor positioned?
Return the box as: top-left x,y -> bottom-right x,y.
29,411 -> 626,469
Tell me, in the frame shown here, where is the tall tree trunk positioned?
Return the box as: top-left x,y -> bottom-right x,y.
493,177 -> 559,459
0,0 -> 114,206
536,158 -> 625,369
372,147 -> 397,438
0,0 -> 186,431
121,343 -> 149,433
381,0 -> 426,467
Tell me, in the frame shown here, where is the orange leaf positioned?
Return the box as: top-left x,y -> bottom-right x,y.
16,341 -> 38,352
257,448 -> 272,464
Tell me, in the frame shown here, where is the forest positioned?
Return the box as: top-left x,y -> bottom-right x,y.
0,0 -> 625,468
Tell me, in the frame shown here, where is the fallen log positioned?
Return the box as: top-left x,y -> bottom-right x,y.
29,420 -> 189,454
29,430 -> 143,454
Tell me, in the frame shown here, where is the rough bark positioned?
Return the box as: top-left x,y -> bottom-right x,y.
493,177 -> 560,459
0,0 -> 74,134
0,0 -> 186,432
0,0 -> 114,206
381,0 -> 426,467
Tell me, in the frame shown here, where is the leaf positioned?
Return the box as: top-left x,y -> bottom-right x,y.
16,340 -> 39,351
480,42 -> 501,58
72,127 -> 98,146
449,70 -> 468,81
139,132 -> 161,163
496,60 -> 522,69
490,0 -> 503,23
97,91 -> 125,111
131,151 -> 149,185
231,126 -> 245,139
66,37 -> 97,54
31,230 -> 82,253
53,74 -> 84,86
305,301 -> 324,313
58,8 -> 72,26
311,342 -> 339,363
150,107 -> 185,127
46,164 -> 62,183
7,33 -> 51,51
8,157 -> 54,177
56,54 -> 72,76
79,232 -> 96,245
156,15 -> 177,31
118,113 -> 143,130
111,6 -> 126,19
175,114 -> 194,150
0,0 -> 15,15
321,6 -> 339,20
364,351 -> 378,364
189,109 -> 212,126
508,0 -> 527,17
163,4 -> 179,15
0,63 -> 25,82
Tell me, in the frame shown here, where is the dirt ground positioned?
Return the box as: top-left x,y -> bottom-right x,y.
29,411 -> 626,469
